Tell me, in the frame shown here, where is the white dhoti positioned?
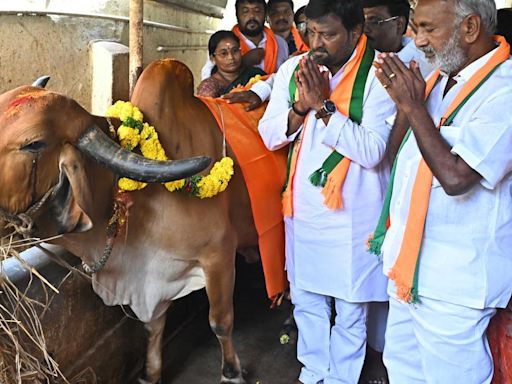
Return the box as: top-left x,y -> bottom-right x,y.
292,283 -> 368,384
384,295 -> 496,384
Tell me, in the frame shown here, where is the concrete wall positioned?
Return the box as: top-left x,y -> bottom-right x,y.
0,2 -> 222,382
0,0 -> 227,113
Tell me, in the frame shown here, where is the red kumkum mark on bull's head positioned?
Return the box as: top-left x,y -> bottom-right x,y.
6,90 -> 47,118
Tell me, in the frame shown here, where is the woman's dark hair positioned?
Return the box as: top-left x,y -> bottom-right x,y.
208,30 -> 240,56
294,5 -> 307,25
305,0 -> 364,32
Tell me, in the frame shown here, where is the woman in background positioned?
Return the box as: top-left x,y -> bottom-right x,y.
197,30 -> 266,98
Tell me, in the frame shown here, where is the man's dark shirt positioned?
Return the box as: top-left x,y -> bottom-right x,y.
286,33 -> 297,55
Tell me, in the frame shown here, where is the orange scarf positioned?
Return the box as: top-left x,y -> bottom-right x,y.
198,96 -> 288,301
232,25 -> 279,74
388,36 -> 510,303
282,35 -> 374,216
291,26 -> 309,54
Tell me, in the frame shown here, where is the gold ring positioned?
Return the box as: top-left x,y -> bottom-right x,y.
383,83 -> 388,89
389,73 -> 397,80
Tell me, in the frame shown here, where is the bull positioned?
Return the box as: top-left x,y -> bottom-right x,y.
0,59 -> 263,384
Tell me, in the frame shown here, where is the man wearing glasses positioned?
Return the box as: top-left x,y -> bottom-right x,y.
259,0 -> 395,381
360,2 -> 431,383
363,0 -> 431,76
294,6 -> 310,54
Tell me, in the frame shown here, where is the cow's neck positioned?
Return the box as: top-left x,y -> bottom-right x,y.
133,90 -> 223,163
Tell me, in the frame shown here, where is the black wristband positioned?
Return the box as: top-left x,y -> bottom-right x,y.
291,102 -> 309,117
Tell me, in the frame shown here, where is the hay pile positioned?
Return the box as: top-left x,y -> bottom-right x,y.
0,233 -> 95,384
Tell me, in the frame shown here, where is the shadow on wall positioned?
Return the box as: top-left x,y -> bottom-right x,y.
0,1 -> 223,111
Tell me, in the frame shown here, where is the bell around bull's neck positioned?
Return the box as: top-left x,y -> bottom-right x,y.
76,124 -> 211,183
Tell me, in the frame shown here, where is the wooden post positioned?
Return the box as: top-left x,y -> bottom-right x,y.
129,0 -> 143,98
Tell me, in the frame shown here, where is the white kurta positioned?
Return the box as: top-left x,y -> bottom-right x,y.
367,38 -> 434,353
381,47 -> 512,309
259,53 -> 396,302
250,37 -> 433,104
397,37 -> 434,77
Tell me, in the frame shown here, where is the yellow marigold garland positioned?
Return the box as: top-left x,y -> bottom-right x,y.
245,74 -> 262,87
106,100 -> 233,198
231,74 -> 263,92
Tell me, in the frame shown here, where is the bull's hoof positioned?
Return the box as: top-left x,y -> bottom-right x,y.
220,376 -> 245,384
220,367 -> 246,384
220,361 -> 246,384
138,379 -> 161,384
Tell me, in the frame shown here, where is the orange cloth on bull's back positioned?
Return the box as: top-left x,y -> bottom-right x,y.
198,96 -> 288,300
488,302 -> 512,384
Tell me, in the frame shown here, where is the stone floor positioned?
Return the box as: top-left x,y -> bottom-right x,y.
158,256 -> 387,384
160,257 -> 301,384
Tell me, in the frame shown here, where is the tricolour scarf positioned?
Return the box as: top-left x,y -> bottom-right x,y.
368,35 -> 510,303
282,34 -> 375,216
232,25 -> 278,74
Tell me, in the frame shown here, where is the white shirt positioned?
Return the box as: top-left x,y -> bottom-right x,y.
381,47 -> 512,309
258,52 -> 396,301
200,30 -> 289,80
252,36 -> 434,103
397,37 -> 434,78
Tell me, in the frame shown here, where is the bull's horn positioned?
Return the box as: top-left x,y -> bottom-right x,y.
32,75 -> 51,88
76,125 -> 211,183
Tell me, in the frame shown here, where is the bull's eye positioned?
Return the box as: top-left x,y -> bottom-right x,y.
20,140 -> 47,153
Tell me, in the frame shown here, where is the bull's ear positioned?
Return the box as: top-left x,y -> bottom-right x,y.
49,144 -> 93,234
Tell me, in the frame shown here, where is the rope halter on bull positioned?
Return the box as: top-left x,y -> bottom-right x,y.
82,190 -> 133,274
105,101 -> 234,198
0,186 -> 56,241
0,166 -> 111,275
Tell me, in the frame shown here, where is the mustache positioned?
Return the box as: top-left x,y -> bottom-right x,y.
311,48 -> 328,55
310,49 -> 329,64
245,19 -> 260,26
420,46 -> 435,55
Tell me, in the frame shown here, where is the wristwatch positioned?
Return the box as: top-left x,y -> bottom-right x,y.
315,99 -> 336,119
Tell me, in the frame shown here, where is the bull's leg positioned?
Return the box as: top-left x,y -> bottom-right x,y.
201,249 -> 244,384
139,311 -> 167,384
